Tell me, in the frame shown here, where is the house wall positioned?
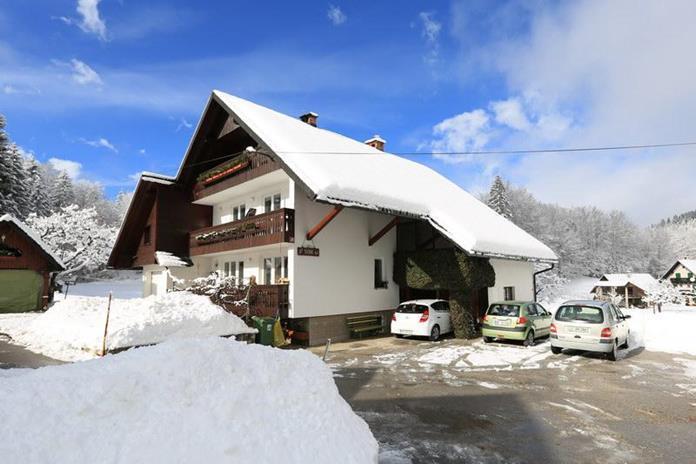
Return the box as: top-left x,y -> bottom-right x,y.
291,185 -> 400,319
210,175 -> 292,226
487,258 -> 534,303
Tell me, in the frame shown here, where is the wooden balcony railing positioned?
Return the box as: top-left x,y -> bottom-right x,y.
193,152 -> 281,201
189,208 -> 294,256
249,284 -> 290,318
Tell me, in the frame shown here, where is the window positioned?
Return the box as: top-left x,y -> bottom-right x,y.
283,256 -> 289,278
143,225 -> 151,245
232,204 -> 246,221
264,194 -> 281,213
273,193 -> 281,210
264,196 -> 272,213
233,206 -> 239,221
432,301 -> 449,312
274,257 -> 283,283
503,286 -> 515,301
374,259 -> 387,288
238,261 -> 244,284
487,304 -> 520,317
526,304 -> 538,316
264,258 -> 272,284
536,303 -> 548,315
224,262 -> 230,277
555,305 -> 604,324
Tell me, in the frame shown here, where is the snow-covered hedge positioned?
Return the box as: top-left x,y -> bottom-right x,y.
9,292 -> 255,361
0,338 -> 378,463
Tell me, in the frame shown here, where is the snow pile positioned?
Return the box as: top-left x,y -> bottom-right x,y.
5,292 -> 255,361
626,304 -> 696,356
0,338 -> 378,463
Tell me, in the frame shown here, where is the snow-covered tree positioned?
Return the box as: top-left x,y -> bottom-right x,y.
25,205 -> 118,277
49,171 -> 75,209
644,281 -> 685,307
487,176 -> 513,219
24,157 -> 51,217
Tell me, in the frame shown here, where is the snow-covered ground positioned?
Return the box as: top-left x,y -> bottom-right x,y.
626,304 -> 696,356
60,272 -> 142,299
0,292 -> 255,361
0,338 -> 378,463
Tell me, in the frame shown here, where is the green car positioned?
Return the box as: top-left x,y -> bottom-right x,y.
481,301 -> 552,346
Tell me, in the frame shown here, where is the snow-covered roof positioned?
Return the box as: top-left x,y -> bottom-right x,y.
364,134 -> 386,144
594,273 -> 658,291
0,214 -> 65,270
207,91 -> 558,263
141,172 -> 175,185
676,259 -> 696,273
155,251 -> 193,268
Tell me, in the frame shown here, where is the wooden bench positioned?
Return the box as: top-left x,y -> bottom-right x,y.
346,314 -> 383,339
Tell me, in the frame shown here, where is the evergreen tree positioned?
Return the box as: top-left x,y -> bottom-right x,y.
0,117 -> 30,217
487,175 -> 513,219
50,171 -> 75,208
24,157 -> 51,217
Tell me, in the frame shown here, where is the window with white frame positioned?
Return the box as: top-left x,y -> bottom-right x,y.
232,204 -> 247,221
264,193 -> 282,213
504,286 -> 515,301
263,256 -> 288,284
222,260 -> 245,285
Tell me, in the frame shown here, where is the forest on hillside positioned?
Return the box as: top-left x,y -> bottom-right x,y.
485,176 -> 696,280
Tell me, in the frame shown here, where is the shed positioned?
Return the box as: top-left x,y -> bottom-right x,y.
0,214 -> 65,312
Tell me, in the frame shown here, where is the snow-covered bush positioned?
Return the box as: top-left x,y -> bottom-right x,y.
177,272 -> 251,316
644,282 -> 685,307
25,205 -> 118,277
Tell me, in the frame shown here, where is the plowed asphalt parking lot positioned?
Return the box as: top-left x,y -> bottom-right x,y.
314,335 -> 696,464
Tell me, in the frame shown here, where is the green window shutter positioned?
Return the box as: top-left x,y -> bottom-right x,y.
676,272 -> 681,279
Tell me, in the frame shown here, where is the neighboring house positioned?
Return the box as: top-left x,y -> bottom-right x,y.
108,91 -> 557,344
662,259 -> 696,306
0,214 -> 65,312
591,273 -> 659,308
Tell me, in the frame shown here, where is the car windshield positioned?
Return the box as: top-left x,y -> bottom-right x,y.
397,304 -> 429,314
555,305 -> 604,324
487,304 -> 520,317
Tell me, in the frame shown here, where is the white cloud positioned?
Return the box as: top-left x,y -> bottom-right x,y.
441,0 -> 696,224
80,137 -> 117,152
419,12 -> 441,65
70,59 -> 102,86
176,118 -> 193,132
429,109 -> 490,163
490,98 -> 530,132
77,0 -> 107,41
138,148 -> 146,155
48,158 -> 82,179
327,5 -> 346,26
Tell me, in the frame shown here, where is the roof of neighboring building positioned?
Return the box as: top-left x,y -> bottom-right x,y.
155,251 -> 193,268
0,214 -> 65,270
662,259 -> 696,280
168,91 -> 558,263
592,273 -> 659,292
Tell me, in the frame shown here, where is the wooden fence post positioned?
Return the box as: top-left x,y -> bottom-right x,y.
101,292 -> 113,357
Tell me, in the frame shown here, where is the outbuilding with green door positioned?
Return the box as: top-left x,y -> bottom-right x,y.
0,214 -> 65,313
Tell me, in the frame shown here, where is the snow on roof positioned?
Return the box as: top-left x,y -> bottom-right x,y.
155,251 -> 193,268
141,172 -> 175,185
677,259 -> 696,273
364,134 -> 386,144
594,273 -> 658,291
0,214 -> 65,269
211,91 -> 558,262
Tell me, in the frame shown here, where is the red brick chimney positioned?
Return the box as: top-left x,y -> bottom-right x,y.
299,112 -> 318,127
364,135 -> 386,151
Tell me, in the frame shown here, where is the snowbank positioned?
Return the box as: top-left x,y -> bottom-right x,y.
0,338 -> 378,463
4,292 -> 255,361
626,304 -> 696,356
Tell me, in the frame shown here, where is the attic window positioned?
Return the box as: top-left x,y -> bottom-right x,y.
0,243 -> 22,257
143,225 -> 152,246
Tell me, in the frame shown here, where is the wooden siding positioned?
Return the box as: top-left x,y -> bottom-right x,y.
189,208 -> 294,256
192,152 -> 281,202
0,222 -> 60,309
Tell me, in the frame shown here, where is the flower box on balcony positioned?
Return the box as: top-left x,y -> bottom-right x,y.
197,155 -> 251,186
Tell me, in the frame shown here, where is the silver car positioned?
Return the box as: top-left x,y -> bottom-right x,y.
550,300 -> 631,361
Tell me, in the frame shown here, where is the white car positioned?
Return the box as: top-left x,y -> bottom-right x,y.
391,299 -> 452,341
550,300 -> 631,361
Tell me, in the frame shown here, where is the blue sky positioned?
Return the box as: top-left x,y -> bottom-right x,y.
2,0 -> 696,225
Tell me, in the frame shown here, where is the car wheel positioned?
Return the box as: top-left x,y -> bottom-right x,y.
607,341 -> 618,361
523,330 -> 535,347
551,346 -> 562,354
483,336 -> 494,343
429,325 -> 440,341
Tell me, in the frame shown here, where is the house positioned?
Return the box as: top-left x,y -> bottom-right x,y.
108,91 -> 557,345
0,214 -> 65,312
662,259 -> 696,305
591,273 -> 659,308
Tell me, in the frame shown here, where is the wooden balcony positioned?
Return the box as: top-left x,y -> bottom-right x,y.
193,152 -> 281,202
189,208 -> 294,256
249,284 -> 290,318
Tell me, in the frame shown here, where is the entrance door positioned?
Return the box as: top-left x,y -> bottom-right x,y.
0,270 -> 42,313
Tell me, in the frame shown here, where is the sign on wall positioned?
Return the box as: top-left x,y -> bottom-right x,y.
297,247 -> 320,257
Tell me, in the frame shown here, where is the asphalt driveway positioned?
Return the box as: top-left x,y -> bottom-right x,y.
317,336 -> 696,463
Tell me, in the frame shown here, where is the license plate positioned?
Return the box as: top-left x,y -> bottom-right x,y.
566,326 -> 590,334
493,319 -> 512,327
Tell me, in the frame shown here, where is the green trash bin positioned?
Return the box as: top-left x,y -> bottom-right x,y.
252,316 -> 276,346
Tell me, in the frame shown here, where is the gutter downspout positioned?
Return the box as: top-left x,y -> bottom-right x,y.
533,263 -> 555,302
